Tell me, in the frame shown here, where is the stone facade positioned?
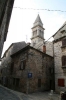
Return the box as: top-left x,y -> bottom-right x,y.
44,41 -> 53,57
53,22 -> 66,93
0,0 -> 14,58
1,45 -> 54,93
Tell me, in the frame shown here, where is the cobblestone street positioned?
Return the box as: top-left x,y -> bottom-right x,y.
0,85 -> 60,100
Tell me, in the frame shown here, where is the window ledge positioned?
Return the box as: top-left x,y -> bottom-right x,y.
62,66 -> 66,68
61,46 -> 66,48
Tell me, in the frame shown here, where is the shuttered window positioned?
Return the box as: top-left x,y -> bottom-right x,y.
62,56 -> 66,66
62,39 -> 66,46
58,79 -> 64,87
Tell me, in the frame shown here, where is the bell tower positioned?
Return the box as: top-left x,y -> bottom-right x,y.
31,14 -> 45,47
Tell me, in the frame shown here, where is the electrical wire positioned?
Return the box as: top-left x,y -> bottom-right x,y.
7,6 -> 66,12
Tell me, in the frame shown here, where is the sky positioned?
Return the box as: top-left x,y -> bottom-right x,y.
2,0 -> 66,56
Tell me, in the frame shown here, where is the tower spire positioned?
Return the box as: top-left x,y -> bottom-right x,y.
33,14 -> 43,27
31,14 -> 45,47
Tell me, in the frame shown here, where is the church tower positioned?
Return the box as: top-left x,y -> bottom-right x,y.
31,14 -> 45,48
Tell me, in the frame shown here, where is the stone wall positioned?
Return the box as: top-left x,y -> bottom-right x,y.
32,41 -> 53,57
46,41 -> 53,57
54,40 -> 66,93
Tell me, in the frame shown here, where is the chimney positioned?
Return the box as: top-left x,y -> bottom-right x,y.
43,45 -> 46,53
27,42 -> 31,45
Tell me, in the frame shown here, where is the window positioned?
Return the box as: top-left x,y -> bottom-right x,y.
16,78 -> 20,86
38,79 -> 41,87
33,30 -> 37,36
62,56 -> 66,66
39,30 -> 41,33
10,62 -> 14,74
61,30 -> 65,33
13,78 -> 20,87
0,35 -> 1,40
33,42 -> 36,46
58,79 -> 64,87
13,78 -> 15,85
62,39 -> 66,47
1,69 -> 2,74
20,60 -> 26,70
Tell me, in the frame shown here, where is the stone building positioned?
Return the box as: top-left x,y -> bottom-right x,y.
9,45 -> 54,93
0,0 -> 14,58
0,42 -> 54,93
53,22 -> 66,93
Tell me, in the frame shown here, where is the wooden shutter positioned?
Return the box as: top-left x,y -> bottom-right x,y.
58,79 -> 64,87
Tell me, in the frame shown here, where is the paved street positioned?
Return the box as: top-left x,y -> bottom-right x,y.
0,85 -> 60,100
0,86 -> 20,100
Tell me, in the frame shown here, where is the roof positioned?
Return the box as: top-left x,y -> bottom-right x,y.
2,41 -> 28,58
33,14 -> 43,27
53,21 -> 66,37
34,14 -> 43,24
11,41 -> 28,55
53,36 -> 66,43
11,45 -> 53,58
